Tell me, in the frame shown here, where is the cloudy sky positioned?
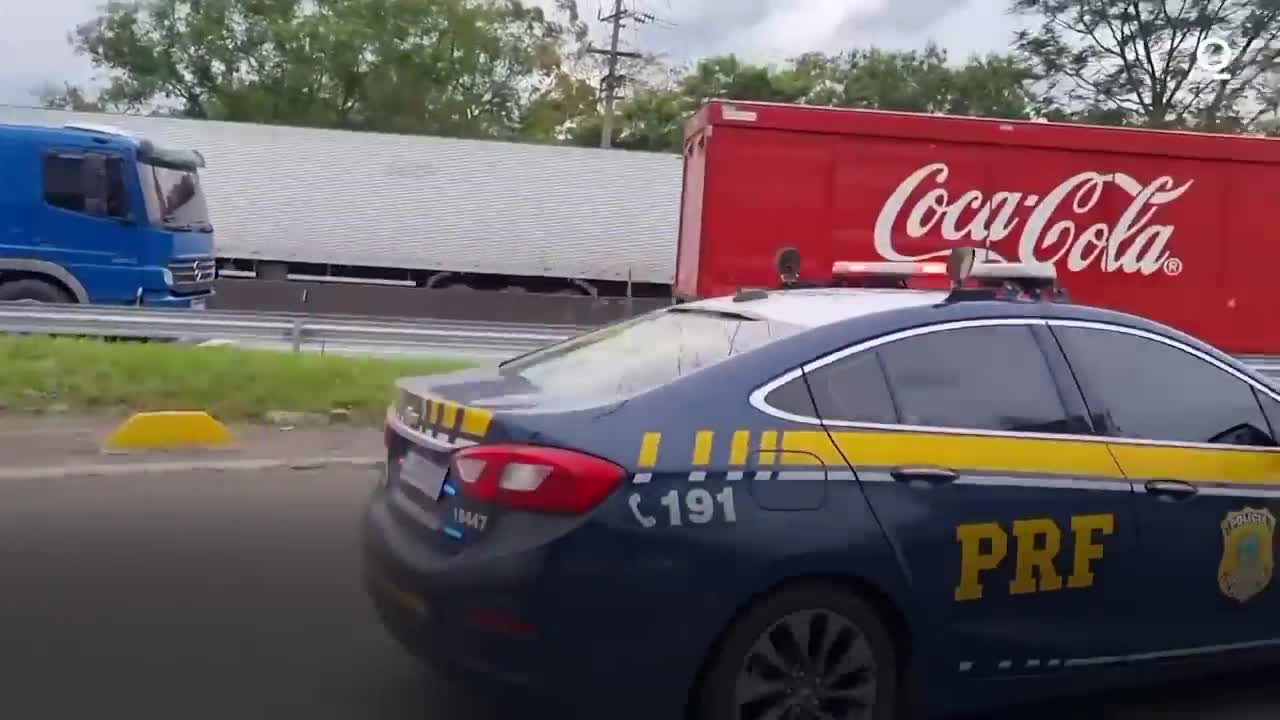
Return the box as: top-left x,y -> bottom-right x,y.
2,0 -> 1025,106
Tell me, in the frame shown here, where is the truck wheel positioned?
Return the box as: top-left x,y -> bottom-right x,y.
0,279 -> 73,304
695,583 -> 898,720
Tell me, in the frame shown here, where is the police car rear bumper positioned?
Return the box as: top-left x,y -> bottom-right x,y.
362,492 -> 547,666
361,488 -> 686,719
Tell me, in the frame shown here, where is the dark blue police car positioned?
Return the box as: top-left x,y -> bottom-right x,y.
363,247 -> 1280,720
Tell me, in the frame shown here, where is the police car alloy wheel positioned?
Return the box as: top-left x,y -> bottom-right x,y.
696,583 -> 898,720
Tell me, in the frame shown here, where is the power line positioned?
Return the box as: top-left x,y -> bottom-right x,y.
587,0 -> 660,148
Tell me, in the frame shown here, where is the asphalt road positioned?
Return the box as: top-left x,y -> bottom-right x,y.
0,465 -> 1278,720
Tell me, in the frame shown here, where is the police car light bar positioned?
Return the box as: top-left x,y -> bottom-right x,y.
831,261 -> 948,278
828,249 -> 1061,297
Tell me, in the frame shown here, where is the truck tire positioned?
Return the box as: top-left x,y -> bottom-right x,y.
0,278 -> 73,303
694,582 -> 899,720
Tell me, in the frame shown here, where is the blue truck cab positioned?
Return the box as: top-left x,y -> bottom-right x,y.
0,121 -> 215,307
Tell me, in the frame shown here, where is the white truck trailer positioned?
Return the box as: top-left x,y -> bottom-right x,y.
0,105 -> 682,297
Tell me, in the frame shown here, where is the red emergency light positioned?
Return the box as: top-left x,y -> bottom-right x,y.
832,260 -> 947,277
828,248 -> 1062,299
830,260 -> 950,288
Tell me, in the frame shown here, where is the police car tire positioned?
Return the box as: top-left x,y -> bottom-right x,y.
695,582 -> 898,720
0,279 -> 72,303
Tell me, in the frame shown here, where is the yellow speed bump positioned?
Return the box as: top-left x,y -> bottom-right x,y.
104,411 -> 234,451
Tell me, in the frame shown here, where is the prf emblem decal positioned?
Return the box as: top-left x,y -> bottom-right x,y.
1218,507 -> 1276,603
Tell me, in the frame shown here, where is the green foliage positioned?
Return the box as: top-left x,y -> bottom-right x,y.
1011,0 -> 1280,130
0,335 -> 468,423
581,46 -> 1040,152
44,0 -> 1280,149
36,82 -> 119,112
68,0 -> 580,137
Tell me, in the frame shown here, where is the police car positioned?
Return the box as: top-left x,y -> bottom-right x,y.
363,247 -> 1280,720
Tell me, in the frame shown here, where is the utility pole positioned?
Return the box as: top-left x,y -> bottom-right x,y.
588,0 -> 653,148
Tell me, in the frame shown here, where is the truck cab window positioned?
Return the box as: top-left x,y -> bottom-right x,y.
1055,327 -> 1275,448
42,153 -> 129,220
104,157 -> 129,219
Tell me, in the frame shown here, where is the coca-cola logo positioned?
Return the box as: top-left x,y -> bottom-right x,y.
873,163 -> 1194,276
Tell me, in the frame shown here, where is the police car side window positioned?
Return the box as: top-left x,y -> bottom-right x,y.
877,325 -> 1074,434
1256,390 -> 1280,441
796,351 -> 899,424
1055,327 -> 1274,447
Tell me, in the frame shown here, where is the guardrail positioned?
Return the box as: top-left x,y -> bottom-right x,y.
0,303 -> 583,358
3,303 -> 1280,378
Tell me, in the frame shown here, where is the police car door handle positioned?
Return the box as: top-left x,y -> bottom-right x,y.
1144,479 -> 1197,499
890,466 -> 958,484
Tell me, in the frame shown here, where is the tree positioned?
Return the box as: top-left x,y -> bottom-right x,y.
672,47 -> 1038,118
1012,0 -> 1280,130
679,54 -> 809,103
520,0 -> 592,140
67,0 -> 583,137
37,82 -> 117,112
948,53 -> 1044,118
579,46 -> 1040,154
567,87 -> 686,151
52,1 -> 1042,148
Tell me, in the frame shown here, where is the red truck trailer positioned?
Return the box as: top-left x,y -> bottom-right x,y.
676,100 -> 1280,355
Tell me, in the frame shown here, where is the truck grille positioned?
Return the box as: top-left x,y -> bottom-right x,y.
169,257 -> 217,291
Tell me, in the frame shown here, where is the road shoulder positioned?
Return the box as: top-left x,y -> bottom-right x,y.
0,414 -> 383,478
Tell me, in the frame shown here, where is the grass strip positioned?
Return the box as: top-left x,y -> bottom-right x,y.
0,335 -> 472,424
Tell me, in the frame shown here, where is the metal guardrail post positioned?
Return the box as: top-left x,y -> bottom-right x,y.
290,320 -> 303,352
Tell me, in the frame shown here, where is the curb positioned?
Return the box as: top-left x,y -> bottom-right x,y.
104,410 -> 235,451
0,456 -> 385,480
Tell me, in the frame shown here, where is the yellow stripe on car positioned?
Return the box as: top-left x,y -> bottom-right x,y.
638,432 -> 662,468
693,431 -> 714,466
1109,443 -> 1280,484
825,430 -> 1125,479
460,406 -> 493,437
730,431 -> 751,466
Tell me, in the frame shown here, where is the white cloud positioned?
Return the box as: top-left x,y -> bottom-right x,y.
721,0 -> 894,60
0,0 -> 102,104
0,0 -> 1023,105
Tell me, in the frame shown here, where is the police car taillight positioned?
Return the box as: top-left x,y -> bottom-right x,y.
451,444 -> 626,514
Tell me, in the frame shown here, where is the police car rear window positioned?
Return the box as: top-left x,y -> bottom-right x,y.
502,308 -> 802,399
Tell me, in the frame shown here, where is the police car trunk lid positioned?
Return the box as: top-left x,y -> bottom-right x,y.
387,367 -> 627,555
